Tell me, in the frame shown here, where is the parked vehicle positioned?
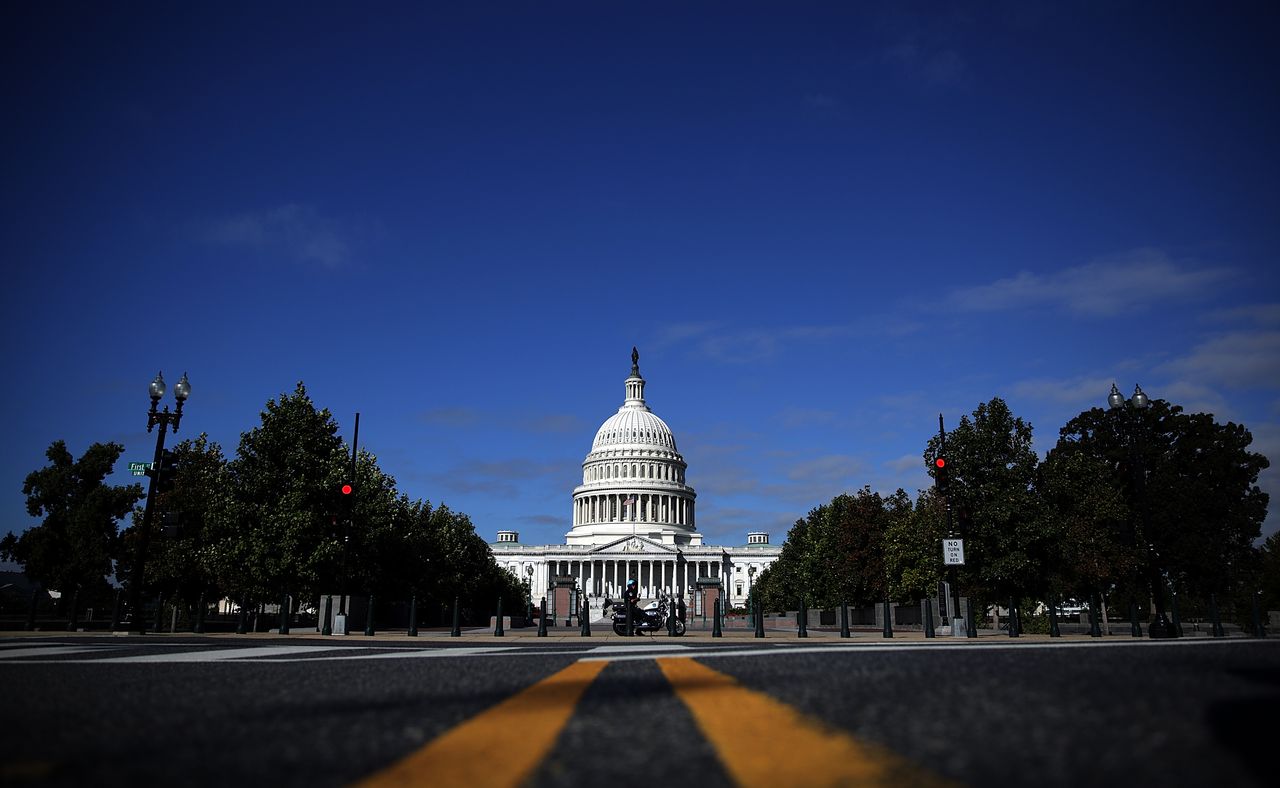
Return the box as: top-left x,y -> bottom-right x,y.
606,597 -> 685,636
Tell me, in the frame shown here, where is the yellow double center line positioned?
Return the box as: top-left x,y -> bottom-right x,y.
358,657 -> 949,788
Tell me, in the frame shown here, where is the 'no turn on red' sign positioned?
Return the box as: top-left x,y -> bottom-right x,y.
943,539 -> 966,566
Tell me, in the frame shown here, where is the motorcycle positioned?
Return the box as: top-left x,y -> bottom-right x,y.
605,597 -> 685,636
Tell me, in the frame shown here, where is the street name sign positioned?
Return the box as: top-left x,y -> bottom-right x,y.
943,538 -> 965,565
128,461 -> 154,477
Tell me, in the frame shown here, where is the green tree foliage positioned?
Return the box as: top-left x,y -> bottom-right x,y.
924,398 -> 1044,606
370,498 -> 525,614
1053,400 -> 1269,599
218,383 -> 351,601
1037,434 -> 1137,604
752,487 -> 912,610
1,441 -> 142,598
884,488 -> 946,601
1257,532 -> 1280,616
118,434 -> 234,608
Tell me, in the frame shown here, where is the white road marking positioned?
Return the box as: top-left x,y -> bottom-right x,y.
0,646 -> 114,660
588,644 -> 691,653
95,645 -> 350,663
255,646 -> 524,662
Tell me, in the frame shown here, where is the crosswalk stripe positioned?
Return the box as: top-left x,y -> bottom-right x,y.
356,659 -> 606,788
0,646 -> 111,660
657,657 -> 952,788
94,646 -> 349,663
253,646 -> 523,662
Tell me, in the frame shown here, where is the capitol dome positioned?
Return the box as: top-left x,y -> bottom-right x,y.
591,406 -> 677,452
566,348 -> 700,546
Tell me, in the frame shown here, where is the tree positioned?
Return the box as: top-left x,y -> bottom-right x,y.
118,434 -> 234,613
1,441 -> 142,611
751,487 -> 911,611
924,398 -> 1044,612
371,497 -> 525,621
1053,400 -> 1269,602
217,383 -> 351,603
884,488 -> 946,602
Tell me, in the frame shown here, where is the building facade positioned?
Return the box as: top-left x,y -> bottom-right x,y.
490,348 -> 780,611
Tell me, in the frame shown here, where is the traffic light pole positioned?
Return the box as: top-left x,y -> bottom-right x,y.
126,397 -> 184,634
939,414 -> 962,636
338,412 -> 359,620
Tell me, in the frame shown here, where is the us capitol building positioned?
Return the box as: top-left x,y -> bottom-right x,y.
490,348 -> 780,610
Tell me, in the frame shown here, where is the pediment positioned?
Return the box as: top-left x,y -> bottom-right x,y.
588,535 -> 677,555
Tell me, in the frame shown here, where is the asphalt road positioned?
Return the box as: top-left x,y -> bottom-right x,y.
1,634 -> 1276,787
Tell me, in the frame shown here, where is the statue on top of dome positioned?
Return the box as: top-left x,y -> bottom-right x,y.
631,346 -> 640,376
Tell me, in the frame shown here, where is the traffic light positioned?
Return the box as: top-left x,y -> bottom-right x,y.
339,480 -> 354,516
149,449 -> 180,495
934,455 -> 949,495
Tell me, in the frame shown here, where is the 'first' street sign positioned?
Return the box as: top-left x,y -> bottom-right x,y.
128,461 -> 154,477
943,539 -> 966,566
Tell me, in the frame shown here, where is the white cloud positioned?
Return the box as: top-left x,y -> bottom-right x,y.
203,204 -> 352,268
947,249 -> 1232,316
884,453 -> 923,475
1202,303 -> 1280,326
776,407 -> 839,429
659,323 -> 854,364
1011,375 -> 1117,406
883,42 -> 970,87
1159,331 -> 1280,390
804,93 -> 844,111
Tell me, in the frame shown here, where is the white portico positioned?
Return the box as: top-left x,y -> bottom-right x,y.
490,348 -> 780,608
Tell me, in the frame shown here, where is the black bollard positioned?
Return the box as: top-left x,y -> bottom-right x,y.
109,589 -> 122,631
495,596 -> 505,637
580,597 -> 591,636
626,598 -> 634,637
924,598 -> 936,639
279,593 -> 290,635
883,599 -> 893,639
194,591 -> 206,634
451,596 -> 461,637
1170,592 -> 1184,637
365,595 -> 376,636
236,596 -> 249,635
26,588 -> 39,631
1129,601 -> 1142,637
65,587 -> 80,632
1008,598 -> 1019,638
538,598 -> 548,637
797,597 -> 808,638
1209,594 -> 1224,638
408,595 -> 419,637
712,598 -> 722,638
1252,592 -> 1265,637
153,593 -> 165,633
840,601 -> 850,638
1049,598 -> 1061,638
754,601 -> 765,638
669,598 -> 678,636
322,595 -> 333,636
1088,597 -> 1101,637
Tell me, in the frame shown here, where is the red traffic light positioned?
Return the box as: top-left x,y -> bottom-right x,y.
935,457 -> 946,469
340,483 -> 353,495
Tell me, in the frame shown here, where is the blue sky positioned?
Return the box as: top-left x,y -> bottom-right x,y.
3,1 -> 1278,559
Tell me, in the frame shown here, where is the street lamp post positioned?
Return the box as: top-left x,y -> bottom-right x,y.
1107,383 -> 1176,639
126,371 -> 190,635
